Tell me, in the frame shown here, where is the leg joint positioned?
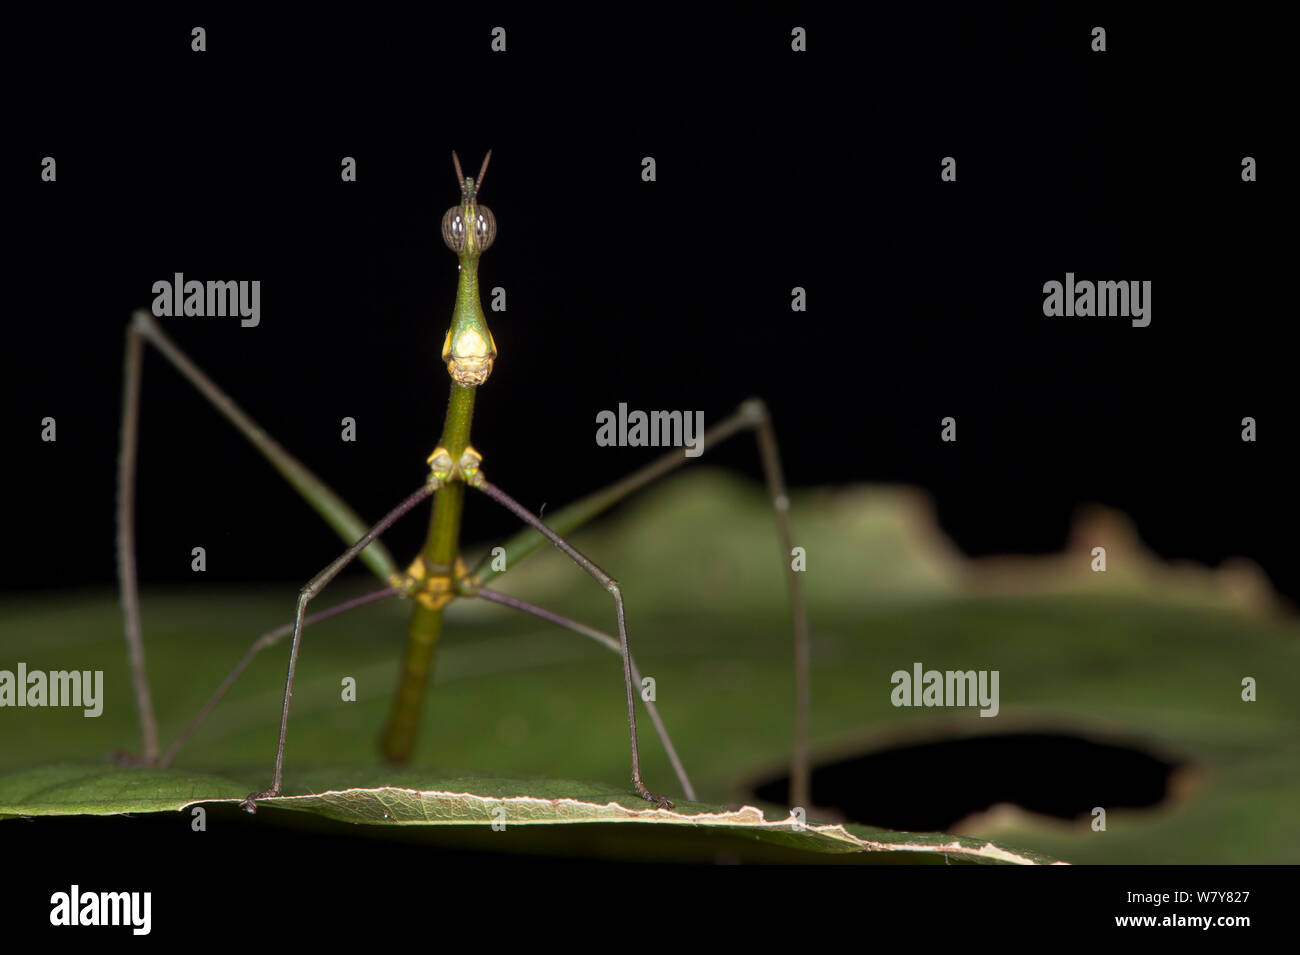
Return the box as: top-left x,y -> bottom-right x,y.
738,396 -> 771,425
130,309 -> 156,335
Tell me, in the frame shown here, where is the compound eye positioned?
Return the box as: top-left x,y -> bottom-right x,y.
474,205 -> 496,251
441,207 -> 467,252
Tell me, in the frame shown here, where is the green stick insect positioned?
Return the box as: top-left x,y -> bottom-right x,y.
116,151 -> 811,811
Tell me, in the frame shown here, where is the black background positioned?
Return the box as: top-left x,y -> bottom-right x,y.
0,3 -> 1291,927
5,7 -> 1291,602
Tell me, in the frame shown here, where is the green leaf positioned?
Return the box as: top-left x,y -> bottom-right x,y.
2,469 -> 1295,863
0,764 -> 1057,863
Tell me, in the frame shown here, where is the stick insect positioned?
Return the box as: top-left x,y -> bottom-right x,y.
116,151 -> 811,812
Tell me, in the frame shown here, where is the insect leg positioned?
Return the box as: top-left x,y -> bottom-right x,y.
469,477 -> 672,809
471,585 -> 696,801
241,484 -> 432,812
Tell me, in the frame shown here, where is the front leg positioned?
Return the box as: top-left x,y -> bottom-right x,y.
467,398 -> 812,808
469,468 -> 673,809
241,484 -> 434,813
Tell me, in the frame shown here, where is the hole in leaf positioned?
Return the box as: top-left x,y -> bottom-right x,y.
753,732 -> 1183,832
